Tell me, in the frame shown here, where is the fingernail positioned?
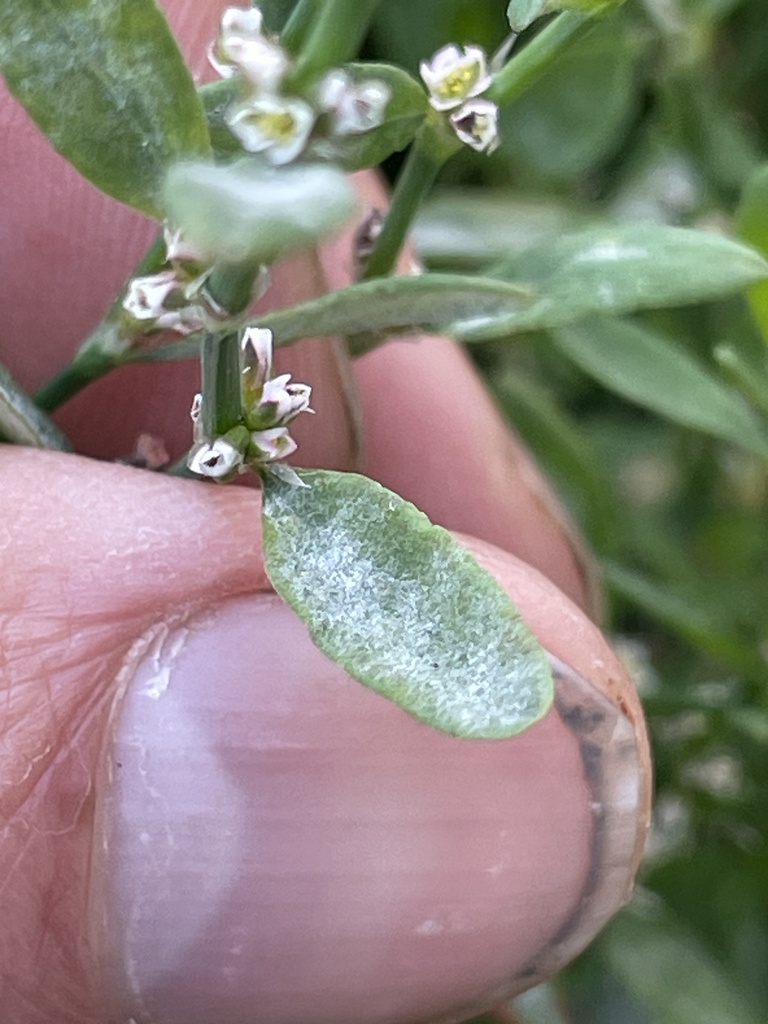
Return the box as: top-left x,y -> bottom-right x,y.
93,597 -> 647,1024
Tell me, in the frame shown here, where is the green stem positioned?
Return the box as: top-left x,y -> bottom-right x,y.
202,332 -> 243,438
280,0 -> 322,55
289,0 -> 382,89
205,260 -> 263,316
487,11 -> 593,107
361,121 -> 455,280
34,327 -> 122,412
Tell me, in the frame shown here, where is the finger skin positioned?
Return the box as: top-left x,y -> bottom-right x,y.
0,449 -> 649,1023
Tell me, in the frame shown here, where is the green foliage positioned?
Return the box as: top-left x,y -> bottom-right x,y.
394,2 -> 768,1020
0,0 -> 209,218
261,470 -> 554,738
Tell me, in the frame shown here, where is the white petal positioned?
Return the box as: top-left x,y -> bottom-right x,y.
123,270 -> 179,321
187,438 -> 244,479
318,69 -> 350,110
221,6 -> 264,38
241,327 -> 274,383
225,37 -> 288,92
450,99 -> 500,153
250,426 -> 298,461
334,80 -> 391,134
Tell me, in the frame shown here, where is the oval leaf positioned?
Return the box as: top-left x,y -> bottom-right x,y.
507,0 -> 626,28
456,225 -> 768,341
164,159 -> 357,263
261,470 -> 554,739
0,0 -> 210,218
255,273 -> 532,353
551,316 -> 768,458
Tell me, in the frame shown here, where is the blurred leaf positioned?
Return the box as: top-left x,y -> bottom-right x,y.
494,371 -> 620,549
736,162 -> 768,344
0,364 -> 71,450
507,0 -> 626,31
659,73 -> 760,197
0,0 -> 209,218
550,317 -> 768,458
261,469 -> 554,738
163,159 -> 357,263
500,18 -> 640,179
313,62 -> 428,170
456,225 -> 768,341
413,191 -> 600,269
602,903 -> 764,1024
603,562 -> 766,676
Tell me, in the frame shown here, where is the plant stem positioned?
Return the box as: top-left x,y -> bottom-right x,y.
205,260 -> 263,315
289,0 -> 382,89
201,332 -> 243,438
361,120 -> 457,280
280,0 -> 322,55
487,11 -> 594,107
0,362 -> 72,450
34,324 -> 124,412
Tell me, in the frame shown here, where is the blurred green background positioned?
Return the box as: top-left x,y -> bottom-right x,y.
368,2 -> 768,1022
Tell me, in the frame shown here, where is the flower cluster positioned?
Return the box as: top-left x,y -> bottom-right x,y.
211,6 -> 391,165
187,327 -> 312,484
123,225 -> 219,335
419,44 -> 500,154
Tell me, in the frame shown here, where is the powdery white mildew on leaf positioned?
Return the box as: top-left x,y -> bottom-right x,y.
261,469 -> 554,739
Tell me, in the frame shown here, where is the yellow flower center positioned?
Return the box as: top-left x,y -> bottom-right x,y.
436,62 -> 479,101
256,109 -> 297,143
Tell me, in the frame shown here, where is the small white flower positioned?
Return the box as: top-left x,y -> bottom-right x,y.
227,96 -> 315,164
260,374 -> 313,424
449,98 -> 500,154
187,437 -> 244,479
419,44 -> 492,111
250,426 -> 298,461
154,305 -> 210,335
209,5 -> 287,92
123,270 -> 179,322
318,69 -> 391,135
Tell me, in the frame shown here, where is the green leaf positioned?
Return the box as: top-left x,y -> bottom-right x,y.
455,225 -> 768,341
507,0 -> 626,31
550,317 -> 768,458
312,63 -> 428,171
602,904 -> 764,1024
736,162 -> 768,345
0,364 -> 72,450
163,159 -> 357,264
506,0 -> 554,31
412,192 -> 599,270
261,470 -> 554,739
0,0 -> 210,218
252,273 -> 532,353
500,18 -> 641,180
